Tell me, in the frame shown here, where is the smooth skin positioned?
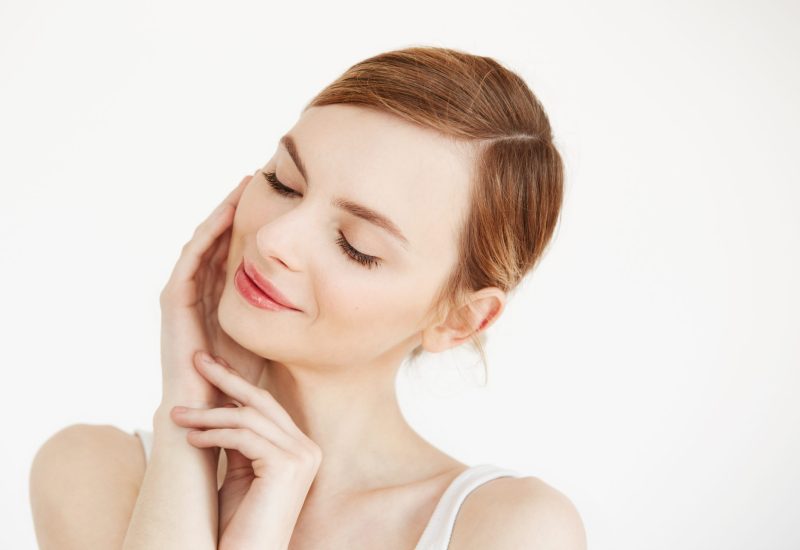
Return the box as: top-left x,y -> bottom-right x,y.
30,104 -> 587,549
174,353 -> 323,549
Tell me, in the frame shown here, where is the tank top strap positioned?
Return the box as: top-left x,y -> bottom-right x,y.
134,428 -> 153,463
414,464 -> 528,550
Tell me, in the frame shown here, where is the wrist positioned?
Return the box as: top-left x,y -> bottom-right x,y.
151,404 -> 221,459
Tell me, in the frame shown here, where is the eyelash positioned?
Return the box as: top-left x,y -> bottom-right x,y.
262,170 -> 381,270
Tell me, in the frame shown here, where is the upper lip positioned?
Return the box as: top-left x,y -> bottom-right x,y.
242,258 -> 301,311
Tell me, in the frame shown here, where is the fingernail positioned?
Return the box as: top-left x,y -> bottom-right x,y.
173,406 -> 187,413
200,351 -> 216,365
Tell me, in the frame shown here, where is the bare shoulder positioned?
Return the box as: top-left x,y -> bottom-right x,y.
448,475 -> 587,550
29,423 -> 146,550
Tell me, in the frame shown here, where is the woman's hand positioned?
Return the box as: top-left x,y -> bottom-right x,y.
158,174 -> 265,407
169,351 -> 323,550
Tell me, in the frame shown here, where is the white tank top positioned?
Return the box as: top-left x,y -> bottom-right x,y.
134,429 -> 527,550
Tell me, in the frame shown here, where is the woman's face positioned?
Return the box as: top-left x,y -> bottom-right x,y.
218,104 -> 475,369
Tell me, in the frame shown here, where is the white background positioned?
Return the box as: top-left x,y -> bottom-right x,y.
1,1 -> 798,548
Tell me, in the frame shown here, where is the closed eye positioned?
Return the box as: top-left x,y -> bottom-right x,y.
263,169 -> 299,198
261,170 -> 382,269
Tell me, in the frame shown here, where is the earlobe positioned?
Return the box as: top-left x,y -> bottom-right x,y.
420,324 -> 451,354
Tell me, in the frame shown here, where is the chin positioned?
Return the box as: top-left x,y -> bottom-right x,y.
216,285 -> 286,355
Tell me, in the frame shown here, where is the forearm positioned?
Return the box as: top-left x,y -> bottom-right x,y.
122,403 -> 219,550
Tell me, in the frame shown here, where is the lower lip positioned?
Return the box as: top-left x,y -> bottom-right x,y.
234,263 -> 297,312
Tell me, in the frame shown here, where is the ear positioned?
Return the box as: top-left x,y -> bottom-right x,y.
420,287 -> 505,354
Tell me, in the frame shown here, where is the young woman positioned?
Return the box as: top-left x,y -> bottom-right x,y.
30,46 -> 586,549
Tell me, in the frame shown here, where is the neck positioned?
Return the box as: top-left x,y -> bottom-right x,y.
255,355 -> 432,504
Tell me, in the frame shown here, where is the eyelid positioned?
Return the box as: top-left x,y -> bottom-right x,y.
263,170 -> 302,200
261,169 -> 382,269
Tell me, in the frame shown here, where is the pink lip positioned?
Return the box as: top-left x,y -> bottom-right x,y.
241,258 -> 301,311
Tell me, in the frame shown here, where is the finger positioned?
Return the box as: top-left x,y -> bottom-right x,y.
170,405 -> 298,453
198,222 -> 231,271
199,175 -> 249,269
193,353 -> 304,439
169,175 -> 248,283
209,225 -> 232,268
198,196 -> 236,269
204,226 -> 232,294
162,176 -> 251,300
201,227 -> 232,306
214,174 -> 251,215
187,427 -> 287,466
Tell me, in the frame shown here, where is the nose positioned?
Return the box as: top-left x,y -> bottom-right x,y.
254,205 -> 309,272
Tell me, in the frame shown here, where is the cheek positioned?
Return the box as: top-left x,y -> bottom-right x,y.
314,268 -> 368,323
229,189 -> 281,256
313,270 -> 430,336
235,183 -> 274,224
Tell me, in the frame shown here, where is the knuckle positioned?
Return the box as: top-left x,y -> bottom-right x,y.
301,434 -> 321,454
245,428 -> 263,444
306,445 -> 323,467
271,447 -> 294,467
282,453 -> 305,472
193,220 -> 209,236
159,286 -> 181,307
236,406 -> 257,424
255,387 -> 277,405
159,287 -> 174,306
293,440 -> 322,469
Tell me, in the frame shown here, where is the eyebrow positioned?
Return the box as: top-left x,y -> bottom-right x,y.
279,134 -> 410,249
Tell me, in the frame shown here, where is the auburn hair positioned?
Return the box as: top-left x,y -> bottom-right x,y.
304,46 -> 564,380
